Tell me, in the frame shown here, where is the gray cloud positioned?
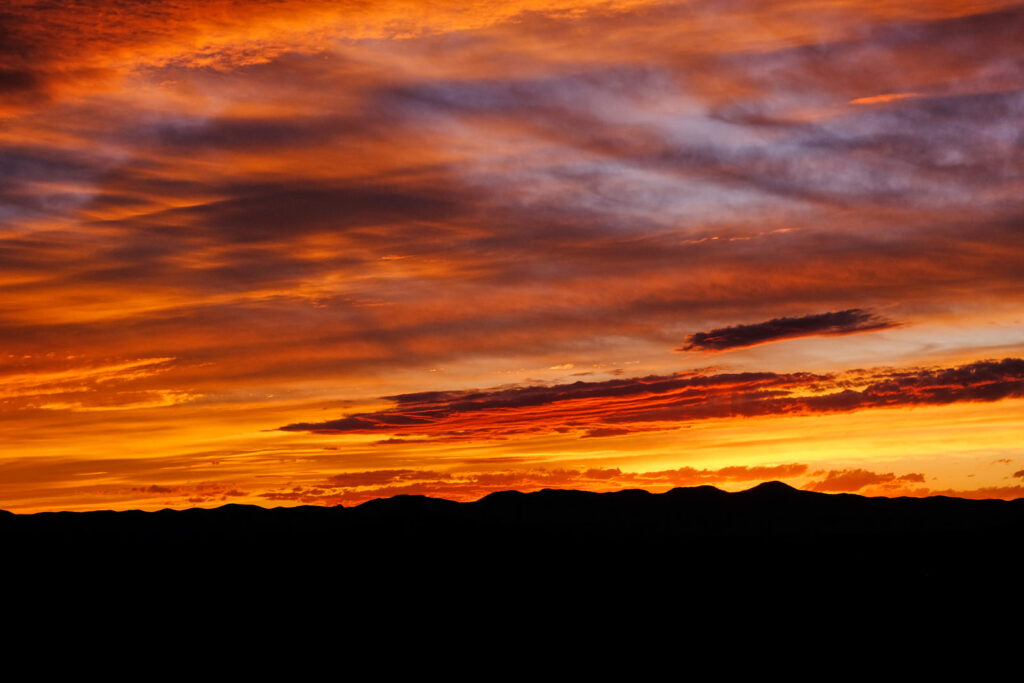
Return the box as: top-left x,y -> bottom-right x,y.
679,309 -> 895,351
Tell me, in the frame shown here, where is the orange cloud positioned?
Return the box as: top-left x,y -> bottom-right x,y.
3,0 -> 1024,513
131,481 -> 248,503
849,93 -> 921,105
928,485 -> 1024,500
806,469 -> 926,492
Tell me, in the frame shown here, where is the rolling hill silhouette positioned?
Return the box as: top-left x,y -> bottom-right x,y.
5,482 -> 1024,596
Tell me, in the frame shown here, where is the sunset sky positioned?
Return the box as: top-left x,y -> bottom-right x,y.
2,0 -> 1022,512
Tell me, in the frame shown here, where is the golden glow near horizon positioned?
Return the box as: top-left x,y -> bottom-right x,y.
2,0 -> 1023,512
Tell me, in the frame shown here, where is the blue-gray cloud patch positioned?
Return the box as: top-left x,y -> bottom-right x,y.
678,309 -> 895,352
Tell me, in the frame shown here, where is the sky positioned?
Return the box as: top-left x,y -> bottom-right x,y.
1,0 -> 1023,512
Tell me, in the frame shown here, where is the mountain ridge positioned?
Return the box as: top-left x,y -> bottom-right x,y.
5,480 -> 1023,518
5,482 -> 1024,593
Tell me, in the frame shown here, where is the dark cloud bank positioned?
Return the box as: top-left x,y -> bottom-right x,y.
281,357 -> 1024,440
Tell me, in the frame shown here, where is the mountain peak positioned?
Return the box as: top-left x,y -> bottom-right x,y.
738,481 -> 809,499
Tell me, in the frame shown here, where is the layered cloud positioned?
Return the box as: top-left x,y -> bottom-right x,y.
5,1 -> 1023,377
282,358 -> 1024,440
2,1 -> 1023,511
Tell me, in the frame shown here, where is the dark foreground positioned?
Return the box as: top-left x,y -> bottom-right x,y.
5,482 -> 1024,595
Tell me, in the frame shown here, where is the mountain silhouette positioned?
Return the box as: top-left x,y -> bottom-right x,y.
4,483 -> 1023,604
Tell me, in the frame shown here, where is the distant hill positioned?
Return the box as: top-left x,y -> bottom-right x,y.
5,483 -> 1023,592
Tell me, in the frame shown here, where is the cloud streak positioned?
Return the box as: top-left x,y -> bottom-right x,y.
679,309 -> 896,352
281,358 -> 1024,441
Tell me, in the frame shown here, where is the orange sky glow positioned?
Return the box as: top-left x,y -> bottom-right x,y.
2,0 -> 1023,512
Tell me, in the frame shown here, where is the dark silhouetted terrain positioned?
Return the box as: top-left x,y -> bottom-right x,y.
5,482 -> 1024,600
